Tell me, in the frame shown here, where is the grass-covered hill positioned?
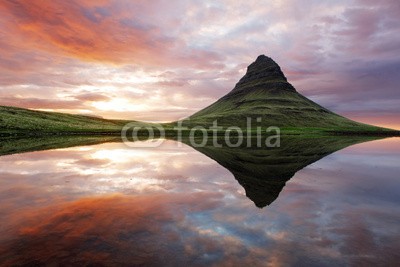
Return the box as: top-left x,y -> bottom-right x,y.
0,55 -> 398,137
0,105 -> 147,136
186,55 -> 397,134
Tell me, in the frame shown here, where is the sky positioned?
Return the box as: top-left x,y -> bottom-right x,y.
0,0 -> 399,129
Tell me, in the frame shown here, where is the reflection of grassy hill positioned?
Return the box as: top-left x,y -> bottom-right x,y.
185,135 -> 383,208
0,134 -> 387,207
0,135 -> 120,156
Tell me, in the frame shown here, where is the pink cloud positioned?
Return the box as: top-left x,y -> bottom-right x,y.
0,0 -> 398,125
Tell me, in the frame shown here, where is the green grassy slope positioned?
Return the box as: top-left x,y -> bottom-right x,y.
186,55 -> 397,134
0,105 -> 150,136
189,87 -> 370,128
1,56 -> 398,136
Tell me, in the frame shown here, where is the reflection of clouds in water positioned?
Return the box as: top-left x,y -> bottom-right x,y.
0,141 -> 235,199
3,191 -> 397,266
0,138 -> 399,265
1,193 -> 268,266
267,138 -> 400,265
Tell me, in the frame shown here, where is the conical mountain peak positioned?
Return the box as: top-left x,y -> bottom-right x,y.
253,55 -> 281,69
188,54 -> 392,132
232,55 -> 295,93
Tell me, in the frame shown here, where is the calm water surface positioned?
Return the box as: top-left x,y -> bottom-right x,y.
0,138 -> 399,266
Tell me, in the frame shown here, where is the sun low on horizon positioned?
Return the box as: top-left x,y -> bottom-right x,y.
0,0 -> 399,129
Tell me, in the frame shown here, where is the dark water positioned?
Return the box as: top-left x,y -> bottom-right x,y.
0,137 -> 399,266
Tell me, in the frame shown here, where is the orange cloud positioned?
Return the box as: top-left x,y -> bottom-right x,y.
0,1 -> 155,64
0,0 -> 223,68
0,0 -> 399,126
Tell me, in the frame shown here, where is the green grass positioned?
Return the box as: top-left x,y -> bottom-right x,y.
185,87 -> 396,134
3,54 -> 397,136
0,102 -> 398,137
0,105 -> 152,136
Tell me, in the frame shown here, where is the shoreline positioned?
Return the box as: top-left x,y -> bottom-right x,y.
1,129 -> 399,138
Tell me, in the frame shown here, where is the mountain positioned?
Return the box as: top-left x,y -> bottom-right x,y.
186,55 -> 393,133
0,55 -> 398,136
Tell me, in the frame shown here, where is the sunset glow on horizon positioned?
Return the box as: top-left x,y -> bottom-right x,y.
0,0 -> 399,128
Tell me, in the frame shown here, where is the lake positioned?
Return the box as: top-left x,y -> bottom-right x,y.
0,136 -> 399,266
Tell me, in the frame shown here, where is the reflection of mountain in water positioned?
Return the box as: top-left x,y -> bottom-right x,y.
184,136 -> 382,208
0,135 -> 383,207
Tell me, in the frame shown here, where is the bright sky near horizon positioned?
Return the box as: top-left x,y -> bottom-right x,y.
0,0 -> 399,129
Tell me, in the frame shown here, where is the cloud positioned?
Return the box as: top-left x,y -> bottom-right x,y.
0,0 -> 398,125
0,0 -> 224,69
0,96 -> 83,110
74,93 -> 111,102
